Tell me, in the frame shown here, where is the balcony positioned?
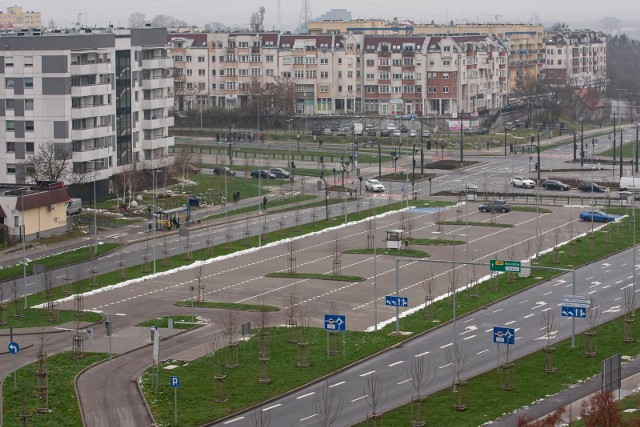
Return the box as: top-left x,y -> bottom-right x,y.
142,97 -> 172,110
142,136 -> 174,151
71,104 -> 113,120
142,77 -> 173,90
142,115 -> 174,130
71,83 -> 111,97
71,125 -> 113,141
142,57 -> 173,70
72,146 -> 111,163
70,61 -> 112,76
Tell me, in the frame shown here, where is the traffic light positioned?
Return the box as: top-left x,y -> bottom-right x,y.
359,176 -> 363,182
559,122 -> 564,136
413,159 -> 416,167
320,156 -> 324,164
291,161 -> 295,169
534,163 -> 539,170
427,140 -> 431,150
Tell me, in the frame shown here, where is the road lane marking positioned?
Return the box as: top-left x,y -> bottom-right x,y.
360,371 -> 376,377
523,314 -> 534,319
505,321 -> 516,325
299,414 -> 317,422
330,381 -> 345,388
492,308 -> 503,313
439,363 -> 452,369
223,417 -> 245,424
519,299 -> 529,304
388,361 -> 403,367
463,335 -> 476,340
398,378 -> 412,384
476,349 -> 489,355
296,392 -> 315,400
351,395 -> 368,402
440,343 -> 453,349
414,351 -> 430,358
262,404 -> 281,412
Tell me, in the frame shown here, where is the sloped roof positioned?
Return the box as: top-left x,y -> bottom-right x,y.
574,87 -> 604,110
15,187 -> 69,211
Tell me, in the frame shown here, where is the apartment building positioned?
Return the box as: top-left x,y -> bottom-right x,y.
169,32 -> 508,118
309,20 -> 546,94
168,33 -> 209,111
0,27 -> 174,198
0,6 -> 41,29
544,30 -> 607,90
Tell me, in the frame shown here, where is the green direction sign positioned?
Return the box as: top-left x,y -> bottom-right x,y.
490,259 -> 521,273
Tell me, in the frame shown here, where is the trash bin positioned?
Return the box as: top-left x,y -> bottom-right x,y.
465,185 -> 478,201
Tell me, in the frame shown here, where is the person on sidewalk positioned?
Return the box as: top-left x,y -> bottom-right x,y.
263,196 -> 268,209
221,195 -> 226,207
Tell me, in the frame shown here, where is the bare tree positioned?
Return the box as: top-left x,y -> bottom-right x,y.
256,299 -> 271,384
0,282 -> 6,325
23,141 -> 72,184
221,310 -> 239,368
151,14 -> 187,27
408,351 -> 435,425
541,309 -> 556,373
249,7 -> 265,32
504,243 -> 519,283
284,288 -> 299,343
113,163 -> 143,208
422,269 -> 437,318
42,270 -> 58,321
445,343 -> 469,411
312,381 -> 343,427
552,224 -> 563,264
364,219 -> 375,250
250,405 -> 271,427
331,234 -> 342,276
241,76 -> 297,128
193,263 -> 206,303
623,285 -> 635,342
287,241 -> 297,274
128,12 -> 147,28
363,372 -> 388,425
10,280 -> 22,318
584,303 -> 600,357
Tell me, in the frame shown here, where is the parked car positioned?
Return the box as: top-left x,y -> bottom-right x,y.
579,210 -> 615,222
478,200 -> 511,213
387,123 -> 397,131
311,126 -> 323,136
331,123 -> 341,131
213,166 -> 236,176
392,129 -> 402,137
400,125 -> 409,133
186,164 -> 201,174
336,128 -> 348,136
322,128 -> 332,136
579,181 -> 607,192
268,168 -> 290,179
464,127 -> 489,135
367,128 -> 377,137
421,130 -> 431,138
380,129 -> 390,137
250,170 -> 276,179
365,178 -> 385,192
542,180 -> 570,191
511,176 -> 536,188
408,129 -> 418,137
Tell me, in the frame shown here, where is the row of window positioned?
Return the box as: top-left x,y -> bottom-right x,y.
6,141 -> 34,153
6,121 -> 34,131
5,78 -> 33,89
5,99 -> 34,110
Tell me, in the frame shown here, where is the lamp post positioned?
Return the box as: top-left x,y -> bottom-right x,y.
371,195 -> 378,331
21,191 -> 28,308
152,168 -> 160,274
318,174 -> 330,221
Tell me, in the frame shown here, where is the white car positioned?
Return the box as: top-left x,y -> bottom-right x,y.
387,123 -> 397,131
365,179 -> 385,192
511,176 -> 536,188
409,129 -> 418,137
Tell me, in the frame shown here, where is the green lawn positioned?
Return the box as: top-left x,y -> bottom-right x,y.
174,301 -> 281,312
136,315 -> 204,329
343,248 -> 431,257
2,352 -> 109,427
265,272 -> 366,282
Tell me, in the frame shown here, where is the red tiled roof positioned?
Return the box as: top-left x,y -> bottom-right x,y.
574,87 -> 604,110
15,188 -> 70,211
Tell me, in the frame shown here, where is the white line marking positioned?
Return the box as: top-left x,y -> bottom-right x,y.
360,370 -> 376,377
398,378 -> 412,385
299,414 -> 317,422
414,351 -> 430,358
476,349 -> 489,355
330,381 -> 345,388
351,395 -> 368,402
262,404 -> 281,412
296,392 -> 315,400
388,361 -> 404,367
223,416 -> 245,424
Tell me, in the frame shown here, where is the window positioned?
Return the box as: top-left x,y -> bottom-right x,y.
392,86 -> 402,94
239,55 -> 249,62
198,69 -> 205,76
25,99 -> 34,111
392,73 -> 402,80
305,56 -> 316,65
26,142 -> 34,152
366,73 -> 374,80
443,60 -> 451,66
198,82 -> 205,90
443,73 -> 449,79
6,142 -> 15,152
5,99 -> 14,109
198,56 -> 205,62
392,59 -> 402,66
211,56 -> 216,62
6,121 -> 15,131
266,55 -> 274,62
5,78 -> 14,88
379,85 -> 390,93
173,55 -> 183,62
24,56 -> 33,67
294,70 -> 304,78
442,86 -> 449,93
366,59 -> 375,67
294,57 -> 304,65
319,85 -> 329,93
225,68 -> 236,76
282,57 -> 292,65
5,58 -> 13,67
320,58 -> 328,65
251,54 -> 261,62
320,71 -> 329,79
338,71 -> 342,78
212,70 -> 216,76
186,55 -> 192,62
239,69 -> 248,76
7,164 -> 16,174
226,54 -> 236,62
186,69 -> 192,76
226,81 -> 237,90
251,68 -> 261,76
266,69 -> 274,76
212,83 -> 217,89
443,46 -> 451,52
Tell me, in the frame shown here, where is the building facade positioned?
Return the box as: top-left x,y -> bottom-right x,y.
0,27 -> 174,196
0,6 -> 41,29
168,32 -> 508,118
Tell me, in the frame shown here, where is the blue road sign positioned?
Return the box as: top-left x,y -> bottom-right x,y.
493,326 -> 515,345
8,341 -> 19,354
385,295 -> 409,307
324,314 -> 346,331
562,306 -> 587,318
170,376 -> 180,388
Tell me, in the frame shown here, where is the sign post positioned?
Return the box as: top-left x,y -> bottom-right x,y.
8,341 -> 19,390
324,314 -> 346,360
493,326 -> 515,345
170,376 -> 180,426
489,259 -> 522,273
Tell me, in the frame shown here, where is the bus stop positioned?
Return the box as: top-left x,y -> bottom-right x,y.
155,206 -> 191,231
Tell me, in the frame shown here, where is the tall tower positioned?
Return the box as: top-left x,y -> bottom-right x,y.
278,0 -> 281,31
298,0 -> 312,34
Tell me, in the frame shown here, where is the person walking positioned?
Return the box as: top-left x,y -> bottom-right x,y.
263,196 -> 268,210
221,195 -> 226,207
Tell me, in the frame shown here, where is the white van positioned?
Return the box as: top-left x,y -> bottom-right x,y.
67,198 -> 82,215
619,177 -> 640,192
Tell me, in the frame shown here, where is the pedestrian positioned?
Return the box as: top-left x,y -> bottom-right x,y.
233,192 -> 238,203
147,206 -> 152,220
263,196 -> 268,209
221,195 -> 226,207
166,218 -> 172,231
236,191 -> 240,202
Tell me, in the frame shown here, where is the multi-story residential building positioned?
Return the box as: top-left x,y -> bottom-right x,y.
544,30 -> 607,90
168,33 -> 209,111
0,27 -> 174,199
0,6 -> 41,29
169,32 -> 508,118
309,20 -> 545,94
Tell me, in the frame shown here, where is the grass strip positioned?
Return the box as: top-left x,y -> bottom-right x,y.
0,243 -> 119,283
511,206 -> 553,213
344,248 -> 431,257
409,238 -> 465,246
136,315 -> 205,329
265,272 -> 366,282
174,301 -> 281,312
1,352 -> 109,427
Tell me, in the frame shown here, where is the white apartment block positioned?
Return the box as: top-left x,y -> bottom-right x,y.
544,30 -> 607,90
0,27 -> 174,198
168,32 -> 508,118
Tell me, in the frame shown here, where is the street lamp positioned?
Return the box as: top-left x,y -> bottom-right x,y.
317,174 -> 330,221
21,190 -> 28,308
152,169 -> 160,274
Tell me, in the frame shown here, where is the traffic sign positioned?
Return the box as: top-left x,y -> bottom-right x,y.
170,376 -> 180,388
8,341 -> 19,354
490,259 -> 521,273
493,326 -> 515,345
561,294 -> 590,309
324,314 -> 346,331
562,306 -> 587,318
385,295 -> 409,307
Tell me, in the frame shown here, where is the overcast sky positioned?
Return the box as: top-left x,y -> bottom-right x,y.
24,0 -> 634,30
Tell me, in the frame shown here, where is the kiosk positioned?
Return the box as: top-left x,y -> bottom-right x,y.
386,229 -> 405,250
